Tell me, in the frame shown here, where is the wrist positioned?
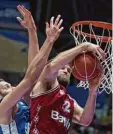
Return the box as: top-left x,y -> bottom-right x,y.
46,37 -> 54,44
89,89 -> 98,96
28,27 -> 37,32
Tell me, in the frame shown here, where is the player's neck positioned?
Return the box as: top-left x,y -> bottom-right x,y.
46,79 -> 59,91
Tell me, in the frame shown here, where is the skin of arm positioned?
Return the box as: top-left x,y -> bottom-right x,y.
17,5 -> 39,105
17,5 -> 39,65
72,92 -> 97,126
72,71 -> 103,126
38,42 -> 105,82
17,5 -> 63,105
0,14 -> 64,113
0,39 -> 54,113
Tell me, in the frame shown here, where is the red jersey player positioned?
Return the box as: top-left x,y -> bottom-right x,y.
30,41 -> 105,134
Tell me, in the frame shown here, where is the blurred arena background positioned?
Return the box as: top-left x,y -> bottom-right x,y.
0,0 -> 112,134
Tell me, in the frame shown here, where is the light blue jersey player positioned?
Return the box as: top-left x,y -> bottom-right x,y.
0,99 -> 29,134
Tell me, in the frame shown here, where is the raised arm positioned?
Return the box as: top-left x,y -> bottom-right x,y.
41,42 -> 105,80
25,14 -> 64,79
72,71 -> 103,126
0,15 -> 63,113
50,42 -> 105,73
17,5 -> 39,65
17,5 -> 39,104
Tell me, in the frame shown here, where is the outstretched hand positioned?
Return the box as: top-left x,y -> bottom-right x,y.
17,5 -> 36,30
46,15 -> 64,43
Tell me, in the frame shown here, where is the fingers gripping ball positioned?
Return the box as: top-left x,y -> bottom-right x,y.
72,52 -> 102,81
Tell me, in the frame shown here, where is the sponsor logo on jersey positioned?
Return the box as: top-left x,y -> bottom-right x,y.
51,110 -> 70,129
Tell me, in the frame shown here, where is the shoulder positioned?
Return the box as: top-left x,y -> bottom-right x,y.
30,84 -> 60,99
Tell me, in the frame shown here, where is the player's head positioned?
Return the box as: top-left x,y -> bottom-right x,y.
57,64 -> 72,87
0,79 -> 12,98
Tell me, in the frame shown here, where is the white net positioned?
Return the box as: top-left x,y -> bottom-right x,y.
70,21 -> 112,94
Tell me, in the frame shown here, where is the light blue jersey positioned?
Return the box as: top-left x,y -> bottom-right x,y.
0,100 -> 30,134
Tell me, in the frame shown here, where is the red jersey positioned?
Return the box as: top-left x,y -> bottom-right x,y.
30,85 -> 74,134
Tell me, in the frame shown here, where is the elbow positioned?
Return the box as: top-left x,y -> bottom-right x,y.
78,112 -> 93,126
82,122 -> 91,127
79,120 -> 91,127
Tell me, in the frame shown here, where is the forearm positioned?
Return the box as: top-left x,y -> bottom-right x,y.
24,28 -> 39,105
79,90 -> 97,126
28,28 -> 39,66
0,38 -> 53,112
25,38 -> 53,80
50,43 -> 87,71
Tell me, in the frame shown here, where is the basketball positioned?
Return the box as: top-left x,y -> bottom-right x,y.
72,52 -> 102,81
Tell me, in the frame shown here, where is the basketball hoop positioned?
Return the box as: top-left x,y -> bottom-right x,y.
70,21 -> 112,94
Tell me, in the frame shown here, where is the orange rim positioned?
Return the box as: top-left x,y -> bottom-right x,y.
71,21 -> 112,43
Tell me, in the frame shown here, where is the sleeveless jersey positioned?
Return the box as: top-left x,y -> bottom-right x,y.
0,100 -> 30,134
30,85 -> 74,134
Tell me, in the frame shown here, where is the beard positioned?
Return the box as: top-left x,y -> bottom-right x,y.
57,75 -> 70,87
